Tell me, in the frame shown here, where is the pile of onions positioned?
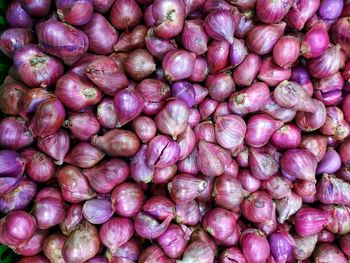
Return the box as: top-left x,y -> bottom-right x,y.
2,0 -> 350,262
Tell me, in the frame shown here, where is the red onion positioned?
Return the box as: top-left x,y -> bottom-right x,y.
290,67 -> 314,97
246,22 -> 286,55
240,229 -> 270,263
83,158 -> 128,194
321,205 -> 350,235
155,100 -> 189,140
109,0 -> 142,30
340,234 -> 350,257
198,98 -> 219,120
0,117 -> 33,150
229,82 -> 269,114
96,98 -> 118,129
256,0 -> 293,24
59,204 -> 83,236
15,229 -> 47,256
143,196 -> 174,221
21,148 -> 54,182
36,187 -> 63,203
313,244 -> 347,263
130,145 -> 154,183
93,0 -> 115,13
271,36 -> 299,69
152,0 -> 185,39
29,97 -> 65,138
145,29 -> 177,59
132,116 -> 157,143
64,142 -> 104,169
238,169 -> 261,193
37,129 -> 70,165
62,221 -> 100,263
194,121 -> 216,143
233,53 -> 261,86
181,20 -> 208,55
307,45 -> 345,79
317,147 -> 341,174
147,135 -> 180,168
56,0 -> 93,26
213,174 -> 246,210
175,200 -> 200,226
85,56 -> 128,96
83,198 -> 113,225
177,149 -> 199,175
316,174 -> 350,206
245,114 -> 283,148
197,141 -> 232,177
320,106 -> 350,141
125,49 -> 156,81
301,21 -> 329,58
32,197 -> 66,230
57,165 -> 96,203
162,49 -> 196,82
168,173 -> 207,204
241,191 -> 273,223
113,25 -> 148,52
56,73 -> 102,112
177,241 -> 214,263
285,0 -> 320,30
274,80 -> 316,113
229,38 -> 248,68
258,57 -> 292,87
206,73 -> 235,102
262,174 -> 291,199
91,129 -> 140,157
269,231 -> 295,263
171,81 -> 195,108
295,208 -> 330,237
281,149 -> 317,182
318,0 -> 343,20
6,0 -> 33,28
276,192 -> 303,223
0,178 -> 36,214
204,10 -> 235,44
295,99 -> 326,132
19,88 -> 54,118
139,245 -> 170,263
331,17 -> 350,57
1,211 -> 36,247
37,19 -> 89,65
157,224 -> 189,258
214,114 -> 246,150
43,233 -> 67,263
202,207 -> 237,241
293,234 -> 318,260
220,247 -> 246,263
64,112 -> 100,141
111,182 -> 145,217
177,125 -> 196,160
300,135 -> 328,163
0,149 -> 26,179
0,76 -> 28,116
207,40 -> 229,74
249,148 -> 278,180
271,124 -> 301,150
134,212 -> 173,240
0,28 -> 33,58
21,0 -> 51,17
137,78 -> 170,103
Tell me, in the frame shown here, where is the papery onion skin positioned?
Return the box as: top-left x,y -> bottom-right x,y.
0,76 -> 28,116
43,233 -> 67,263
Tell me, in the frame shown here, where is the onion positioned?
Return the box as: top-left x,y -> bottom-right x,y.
37,19 -> 89,65
83,198 -> 113,225
0,28 -> 33,58
0,76 -> 28,116
56,0 -> 94,26
6,0 -> 33,28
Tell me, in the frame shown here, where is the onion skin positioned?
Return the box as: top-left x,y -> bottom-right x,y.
256,0 -> 294,24
6,0 -> 33,28
295,208 -> 330,237
21,0 -> 51,17
233,53 -> 261,86
313,244 -> 347,263
60,204 -> 83,236
113,25 -> 148,52
301,21 -> 329,59
285,0 -> 320,30
162,49 -> 196,82
204,10 -> 235,44
240,229 -> 270,263
272,36 -> 300,69
43,233 -> 67,263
